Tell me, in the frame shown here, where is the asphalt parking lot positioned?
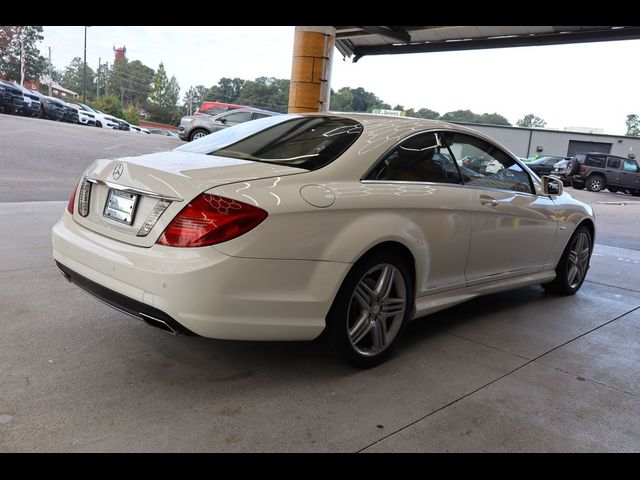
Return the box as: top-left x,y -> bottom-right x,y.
1,114 -> 639,452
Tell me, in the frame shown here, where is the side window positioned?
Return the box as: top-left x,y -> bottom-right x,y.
585,155 -> 606,168
440,132 -> 533,194
204,107 -> 226,115
606,157 -> 621,169
252,113 -> 270,120
223,111 -> 253,124
366,132 -> 462,184
623,159 -> 639,172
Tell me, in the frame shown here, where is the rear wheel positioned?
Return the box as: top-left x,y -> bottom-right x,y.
607,186 -> 619,193
586,175 -> 605,192
542,225 -> 592,295
326,252 -> 413,368
189,128 -> 209,141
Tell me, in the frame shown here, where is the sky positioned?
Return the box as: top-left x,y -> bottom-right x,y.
39,26 -> 640,135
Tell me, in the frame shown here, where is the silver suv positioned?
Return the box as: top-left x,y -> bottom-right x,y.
178,107 -> 279,142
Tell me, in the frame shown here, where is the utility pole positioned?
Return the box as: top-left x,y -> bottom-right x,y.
96,57 -> 101,99
19,30 -> 25,86
82,26 -> 89,103
105,62 -> 109,96
48,46 -> 52,96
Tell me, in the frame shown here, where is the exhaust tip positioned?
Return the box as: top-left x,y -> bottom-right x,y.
139,313 -> 178,335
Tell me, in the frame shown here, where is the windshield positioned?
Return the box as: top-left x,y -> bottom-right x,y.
175,115 -> 363,170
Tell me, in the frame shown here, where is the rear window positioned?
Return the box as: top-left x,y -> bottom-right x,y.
176,115 -> 363,170
584,155 -> 606,168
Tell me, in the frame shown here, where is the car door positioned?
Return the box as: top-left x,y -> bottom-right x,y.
604,157 -> 622,186
363,132 -> 472,294
221,110 -> 253,127
620,159 -> 640,190
440,132 -> 558,283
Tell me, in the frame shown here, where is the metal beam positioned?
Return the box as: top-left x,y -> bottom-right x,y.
359,26 -> 411,44
351,27 -> 640,62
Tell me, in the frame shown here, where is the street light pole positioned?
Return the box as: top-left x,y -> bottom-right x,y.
83,26 -> 88,102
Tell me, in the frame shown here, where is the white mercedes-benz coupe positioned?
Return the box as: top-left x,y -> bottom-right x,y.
52,113 -> 595,367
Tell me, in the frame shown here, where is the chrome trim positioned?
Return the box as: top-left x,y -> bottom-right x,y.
84,177 -> 184,202
360,179 -> 538,197
139,313 -> 178,335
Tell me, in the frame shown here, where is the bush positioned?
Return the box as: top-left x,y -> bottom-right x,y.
88,95 -> 123,118
122,105 -> 140,125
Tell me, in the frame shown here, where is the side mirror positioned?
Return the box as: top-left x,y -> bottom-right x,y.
542,175 -> 563,196
218,117 -> 227,124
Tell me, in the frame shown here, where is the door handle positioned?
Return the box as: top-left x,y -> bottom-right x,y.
479,195 -> 498,207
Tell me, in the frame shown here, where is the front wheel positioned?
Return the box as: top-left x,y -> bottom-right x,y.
189,128 -> 209,141
586,175 -> 605,192
541,225 -> 592,295
326,252 -> 413,368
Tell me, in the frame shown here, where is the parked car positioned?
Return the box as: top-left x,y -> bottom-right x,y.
569,152 -> 640,195
196,101 -> 247,116
53,114 -> 595,368
60,101 -> 80,124
178,107 -> 279,141
11,82 -> 41,117
526,156 -> 569,177
31,92 -> 65,121
111,117 -> 130,131
76,104 -> 119,129
129,125 -> 151,134
0,79 -> 26,114
68,102 -> 97,126
551,159 -> 572,186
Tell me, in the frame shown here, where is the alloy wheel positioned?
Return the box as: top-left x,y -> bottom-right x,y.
347,264 -> 407,357
567,231 -> 590,289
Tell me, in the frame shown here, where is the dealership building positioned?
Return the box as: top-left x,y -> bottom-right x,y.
454,122 -> 640,159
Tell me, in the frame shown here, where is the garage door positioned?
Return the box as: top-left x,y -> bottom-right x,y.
567,140 -> 611,157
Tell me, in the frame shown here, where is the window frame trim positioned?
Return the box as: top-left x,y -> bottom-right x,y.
360,128 -> 537,196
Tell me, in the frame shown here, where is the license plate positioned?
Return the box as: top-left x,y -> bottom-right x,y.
103,189 -> 139,225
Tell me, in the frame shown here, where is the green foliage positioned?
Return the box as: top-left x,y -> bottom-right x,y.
416,108 -> 440,119
209,77 -> 244,103
0,26 -> 46,81
106,58 -> 154,107
122,105 -> 140,125
89,94 -> 123,118
516,113 -> 547,128
61,57 -> 95,99
626,114 -> 640,136
329,86 -> 388,113
235,77 -> 289,112
183,85 -> 209,114
441,109 -> 511,126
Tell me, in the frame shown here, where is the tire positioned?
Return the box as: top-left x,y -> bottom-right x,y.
189,129 -> 209,142
607,186 -> 619,193
586,175 -> 605,192
325,251 -> 413,368
96,121 -> 102,128
572,181 -> 585,190
632,190 -> 640,197
541,225 -> 592,295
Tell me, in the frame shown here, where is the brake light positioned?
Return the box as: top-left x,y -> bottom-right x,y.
579,166 -> 587,175
157,194 -> 268,247
67,180 -> 79,214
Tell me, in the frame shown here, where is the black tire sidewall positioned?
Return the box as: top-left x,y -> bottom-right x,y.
189,129 -> 209,142
556,225 -> 592,294
326,251 -> 414,368
587,175 -> 604,192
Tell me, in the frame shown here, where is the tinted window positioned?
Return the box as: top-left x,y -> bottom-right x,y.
606,157 -> 621,169
623,159 -> 639,172
366,132 -> 462,184
184,116 -> 362,170
222,111 -> 253,124
204,107 -> 228,115
441,132 -> 533,194
585,155 -> 606,168
253,113 -> 271,120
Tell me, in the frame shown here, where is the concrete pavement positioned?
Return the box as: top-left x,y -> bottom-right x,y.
0,201 -> 639,452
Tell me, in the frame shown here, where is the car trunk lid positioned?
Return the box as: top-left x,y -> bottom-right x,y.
73,150 -> 304,247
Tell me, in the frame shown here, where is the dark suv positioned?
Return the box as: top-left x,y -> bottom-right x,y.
569,152 -> 640,196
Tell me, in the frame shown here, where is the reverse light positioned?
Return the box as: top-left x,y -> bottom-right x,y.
157,194 -> 268,247
77,179 -> 92,217
67,180 -> 80,214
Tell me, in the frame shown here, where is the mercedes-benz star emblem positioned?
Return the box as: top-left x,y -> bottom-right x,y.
112,164 -> 124,180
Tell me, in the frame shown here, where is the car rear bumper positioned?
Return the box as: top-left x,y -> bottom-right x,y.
52,212 -> 348,341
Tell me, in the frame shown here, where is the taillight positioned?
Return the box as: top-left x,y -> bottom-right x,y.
67,180 -> 79,214
579,166 -> 587,175
157,194 -> 268,247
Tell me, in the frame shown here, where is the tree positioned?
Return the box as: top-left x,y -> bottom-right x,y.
61,57 -> 96,99
236,76 -> 289,112
478,113 -> 511,126
209,77 -> 244,103
149,62 -> 179,109
516,113 -> 547,128
122,105 -> 140,125
626,114 -> 640,136
328,86 -> 388,113
0,26 -> 46,82
393,104 -> 404,111
183,85 -> 209,114
416,108 -> 440,120
441,110 -> 478,123
89,94 -> 123,118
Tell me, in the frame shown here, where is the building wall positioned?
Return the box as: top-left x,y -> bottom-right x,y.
457,123 -> 640,159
